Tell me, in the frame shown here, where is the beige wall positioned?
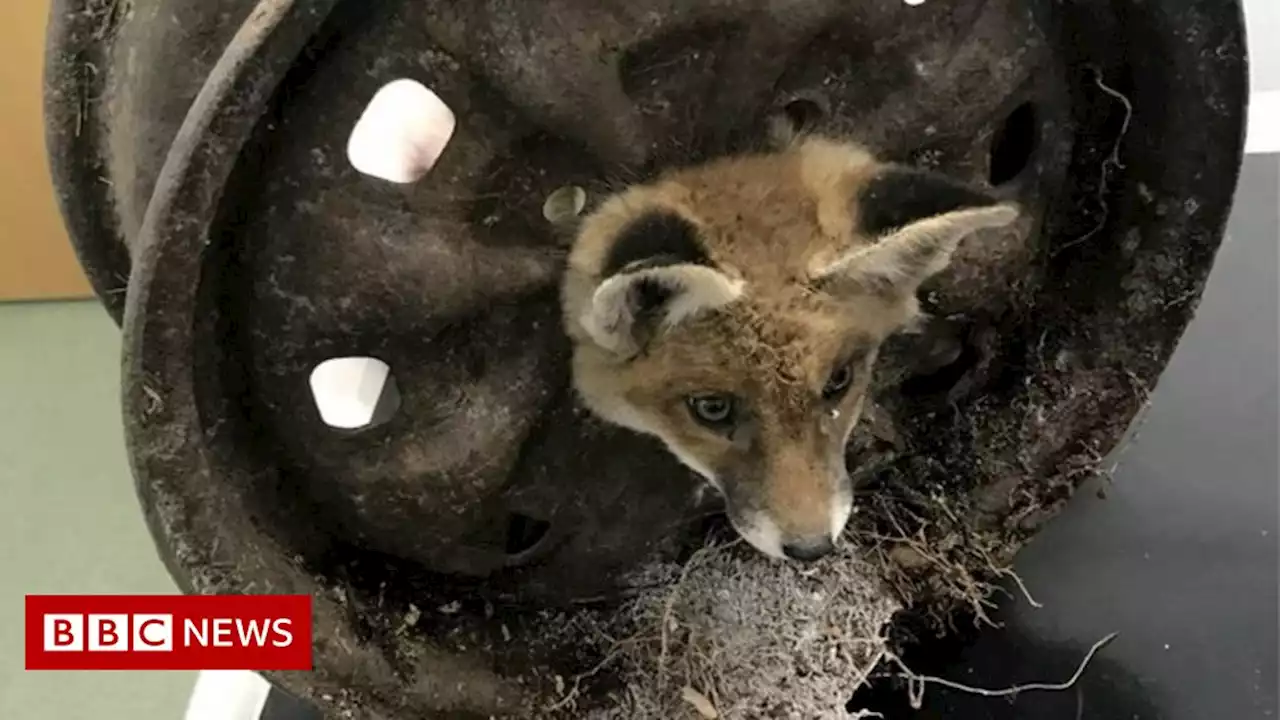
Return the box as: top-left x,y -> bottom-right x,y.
0,1 -> 91,301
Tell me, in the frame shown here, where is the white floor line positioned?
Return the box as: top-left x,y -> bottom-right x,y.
184,671 -> 273,720
1246,89 -> 1280,154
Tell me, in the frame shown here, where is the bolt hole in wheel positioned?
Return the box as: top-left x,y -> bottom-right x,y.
988,101 -> 1039,185
504,513 -> 552,556
346,79 -> 455,183
542,185 -> 587,225
782,98 -> 826,134
309,357 -> 401,430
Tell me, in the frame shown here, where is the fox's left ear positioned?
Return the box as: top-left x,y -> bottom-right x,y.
576,209 -> 745,358
580,263 -> 744,358
811,166 -> 1020,299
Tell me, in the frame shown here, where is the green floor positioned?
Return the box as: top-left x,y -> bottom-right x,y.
0,301 -> 193,719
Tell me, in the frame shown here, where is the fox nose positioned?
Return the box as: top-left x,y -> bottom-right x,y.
782,537 -> 835,562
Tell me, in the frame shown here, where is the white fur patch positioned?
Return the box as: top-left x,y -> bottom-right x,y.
661,275 -> 745,329
830,492 -> 854,540
347,79 -> 455,183
735,514 -> 786,560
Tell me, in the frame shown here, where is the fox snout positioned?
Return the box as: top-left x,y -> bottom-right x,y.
782,536 -> 836,562
728,467 -> 854,562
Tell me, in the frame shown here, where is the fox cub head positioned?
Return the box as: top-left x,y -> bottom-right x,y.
560,137 -> 1019,561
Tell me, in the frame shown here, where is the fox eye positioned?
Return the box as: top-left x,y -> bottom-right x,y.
822,363 -> 855,401
686,393 -> 736,427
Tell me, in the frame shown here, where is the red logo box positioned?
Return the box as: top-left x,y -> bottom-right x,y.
25,594 -> 312,671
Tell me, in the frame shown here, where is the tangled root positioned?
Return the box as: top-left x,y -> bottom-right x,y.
544,538 -> 900,719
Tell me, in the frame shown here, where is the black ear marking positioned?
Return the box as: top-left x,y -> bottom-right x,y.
602,211 -> 710,277
631,276 -> 674,315
857,167 -> 1001,236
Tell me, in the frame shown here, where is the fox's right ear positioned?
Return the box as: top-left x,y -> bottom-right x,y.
579,263 -> 744,358
812,166 -> 1019,300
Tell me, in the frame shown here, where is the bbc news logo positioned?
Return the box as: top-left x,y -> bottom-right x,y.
25,595 -> 312,671
42,614 -> 294,653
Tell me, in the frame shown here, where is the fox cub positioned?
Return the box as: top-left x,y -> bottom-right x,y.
560,136 -> 1019,561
